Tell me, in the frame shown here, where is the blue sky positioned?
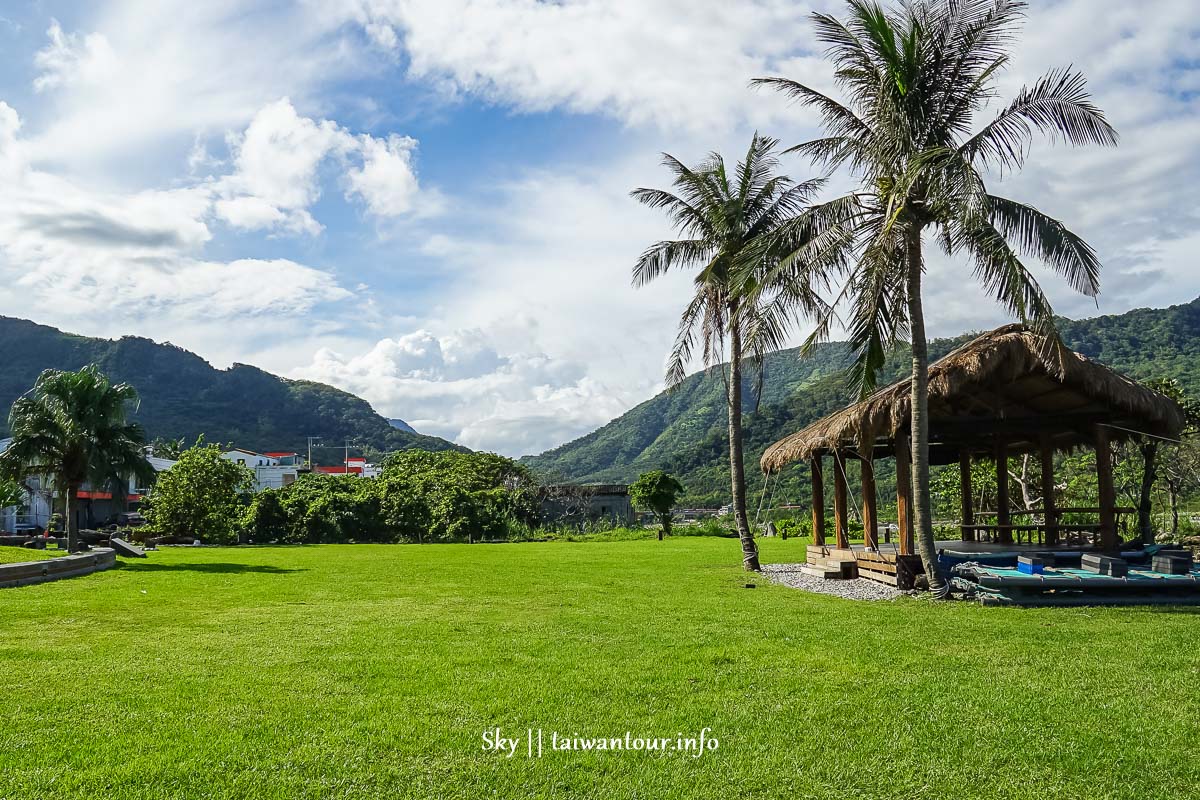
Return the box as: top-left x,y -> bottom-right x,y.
0,1 -> 1198,456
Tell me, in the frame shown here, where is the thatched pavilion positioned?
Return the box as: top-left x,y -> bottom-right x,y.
760,324 -> 1186,585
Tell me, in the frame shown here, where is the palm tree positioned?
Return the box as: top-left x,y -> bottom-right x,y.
631,133 -> 828,570
755,0 -> 1116,589
0,366 -> 153,551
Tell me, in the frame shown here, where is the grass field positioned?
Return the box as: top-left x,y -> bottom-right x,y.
0,546 -> 64,564
1,537 -> 1198,799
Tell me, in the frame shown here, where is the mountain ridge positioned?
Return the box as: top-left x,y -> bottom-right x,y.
0,316 -> 462,458
522,297 -> 1200,503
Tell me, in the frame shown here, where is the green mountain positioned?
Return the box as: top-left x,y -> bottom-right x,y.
523,297 -> 1200,505
0,316 -> 462,458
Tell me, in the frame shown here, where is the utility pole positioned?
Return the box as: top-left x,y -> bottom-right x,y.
307,436 -> 321,468
344,438 -> 351,468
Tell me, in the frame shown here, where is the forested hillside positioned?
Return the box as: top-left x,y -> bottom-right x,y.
0,317 -> 462,458
523,297 -> 1200,505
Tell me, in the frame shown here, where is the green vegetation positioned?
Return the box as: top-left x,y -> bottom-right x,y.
0,316 -> 461,458
144,442 -> 255,545
235,451 -> 540,545
0,546 -> 63,564
1,539 -> 1198,798
629,470 -> 684,539
0,365 -> 153,551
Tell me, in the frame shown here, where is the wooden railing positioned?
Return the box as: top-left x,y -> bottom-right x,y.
961,507 -> 1136,546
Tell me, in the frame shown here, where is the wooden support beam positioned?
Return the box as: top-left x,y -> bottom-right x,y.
861,456 -> 878,551
1039,434 -> 1059,547
959,452 -> 974,542
1095,424 -> 1118,552
995,440 -> 1012,545
833,451 -> 849,549
895,435 -> 914,555
810,457 -> 825,547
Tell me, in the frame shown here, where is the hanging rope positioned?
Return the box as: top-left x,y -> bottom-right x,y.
754,469 -> 776,530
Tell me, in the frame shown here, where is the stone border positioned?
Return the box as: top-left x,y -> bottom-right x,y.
0,548 -> 117,589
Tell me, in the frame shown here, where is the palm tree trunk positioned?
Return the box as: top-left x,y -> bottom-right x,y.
65,483 -> 80,552
1138,441 -> 1158,544
727,320 -> 760,571
905,226 -> 945,591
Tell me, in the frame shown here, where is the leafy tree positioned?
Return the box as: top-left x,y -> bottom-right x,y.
0,477 -> 25,512
144,442 -> 253,544
241,489 -> 289,543
0,365 -> 153,551
381,451 -> 539,543
149,436 -> 187,460
629,470 -> 685,540
756,0 -> 1116,589
631,133 -> 828,571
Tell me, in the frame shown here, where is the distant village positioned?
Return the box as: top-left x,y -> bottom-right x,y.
0,443 -> 383,535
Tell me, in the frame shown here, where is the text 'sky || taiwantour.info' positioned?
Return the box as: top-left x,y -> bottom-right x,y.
482,727 -> 720,758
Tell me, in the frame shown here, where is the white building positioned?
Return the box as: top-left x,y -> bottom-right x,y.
221,448 -> 302,492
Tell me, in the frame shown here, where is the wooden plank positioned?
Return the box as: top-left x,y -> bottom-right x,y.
833,451 -> 849,549
1095,424 -> 1118,553
857,569 -> 899,587
1040,434 -> 1059,547
861,456 -> 878,550
959,452 -> 974,542
995,440 -> 1012,545
810,457 -> 825,547
895,434 -> 914,555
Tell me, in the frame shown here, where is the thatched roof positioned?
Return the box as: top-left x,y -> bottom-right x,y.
761,324 -> 1187,473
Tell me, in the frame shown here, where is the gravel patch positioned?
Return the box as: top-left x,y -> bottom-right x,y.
760,563 -> 906,601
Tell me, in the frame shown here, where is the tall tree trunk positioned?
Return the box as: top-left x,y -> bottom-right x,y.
1138,441 -> 1157,544
727,319 -> 760,571
905,226 -> 944,591
661,512 -> 672,539
65,483 -> 80,552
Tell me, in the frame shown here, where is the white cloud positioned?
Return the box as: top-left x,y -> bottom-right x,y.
208,98 -> 428,233
343,0 -> 832,132
296,328 -> 628,455
0,101 -> 350,335
33,19 -> 117,92
345,133 -> 421,217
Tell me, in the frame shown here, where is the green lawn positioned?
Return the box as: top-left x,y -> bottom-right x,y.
0,546 -> 65,564
1,538 -> 1198,799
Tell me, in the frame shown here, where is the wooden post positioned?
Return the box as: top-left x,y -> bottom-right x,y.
1095,424 -> 1118,552
810,456 -> 826,547
833,451 -> 849,549
895,434 -> 914,555
861,455 -> 878,551
959,451 -> 974,542
1040,434 -> 1058,547
995,440 -> 1012,545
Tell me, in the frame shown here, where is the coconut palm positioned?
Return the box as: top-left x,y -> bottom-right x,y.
632,133 -> 829,571
755,0 -> 1116,589
0,365 -> 153,551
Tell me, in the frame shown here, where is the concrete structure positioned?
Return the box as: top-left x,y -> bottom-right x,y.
540,484 -> 635,526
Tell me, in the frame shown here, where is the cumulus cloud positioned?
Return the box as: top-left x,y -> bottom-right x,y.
207,98 -> 427,234
296,328 -> 628,455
